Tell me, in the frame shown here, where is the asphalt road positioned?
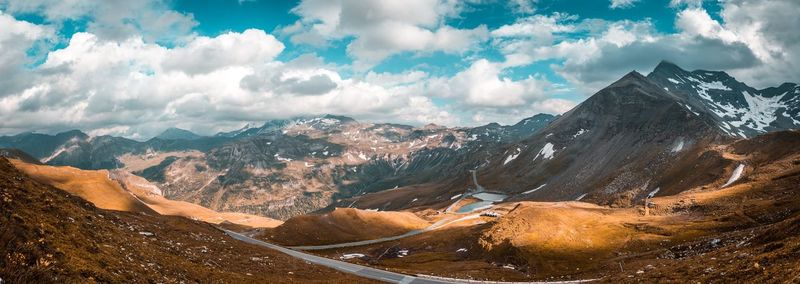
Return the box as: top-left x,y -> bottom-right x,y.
223,229 -> 451,283
288,214 -> 479,250
223,229 -> 597,284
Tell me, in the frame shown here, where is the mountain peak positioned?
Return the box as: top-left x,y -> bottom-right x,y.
647,60 -> 692,79
56,129 -> 89,139
156,127 -> 202,140
607,71 -> 650,89
653,60 -> 684,71
320,114 -> 357,124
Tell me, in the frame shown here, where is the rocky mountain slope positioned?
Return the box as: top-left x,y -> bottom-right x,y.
340,62 -> 800,212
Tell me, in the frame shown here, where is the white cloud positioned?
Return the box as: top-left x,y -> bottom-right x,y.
718,0 -> 800,87
0,0 -> 197,43
0,15 -> 458,137
610,0 -> 639,9
0,12 -> 54,97
282,0 -> 489,69
162,29 -> 285,75
669,0 -> 704,8
363,70 -> 429,87
676,8 -> 737,43
441,59 -> 550,107
489,5 -> 791,93
508,0 -> 537,14
412,58 -> 569,126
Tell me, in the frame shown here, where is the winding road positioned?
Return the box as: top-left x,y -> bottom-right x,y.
223,229 -> 595,284
220,172 -> 595,283
289,214 -> 480,250
224,229 -> 456,283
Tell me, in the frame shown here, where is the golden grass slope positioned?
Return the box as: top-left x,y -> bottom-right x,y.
10,159 -> 281,228
11,160 -> 156,213
262,207 -> 430,246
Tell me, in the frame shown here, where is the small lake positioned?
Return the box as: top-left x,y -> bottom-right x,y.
456,201 -> 494,213
456,192 -> 508,213
472,192 -> 507,202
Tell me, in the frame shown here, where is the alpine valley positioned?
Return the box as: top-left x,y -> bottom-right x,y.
3,61 -> 800,283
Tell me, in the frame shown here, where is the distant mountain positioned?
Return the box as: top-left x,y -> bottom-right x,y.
0,130 -> 228,169
0,148 -> 42,165
4,60 -> 798,220
156,127 -> 203,140
215,115 -> 359,139
130,113 -> 554,219
647,60 -> 800,138
0,130 -> 88,162
214,123 -> 255,138
0,113 -> 555,219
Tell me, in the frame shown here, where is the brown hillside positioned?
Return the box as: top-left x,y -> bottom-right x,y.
0,157 -> 373,283
12,161 -> 155,213
10,160 -> 281,228
303,131 -> 800,282
261,207 -> 430,246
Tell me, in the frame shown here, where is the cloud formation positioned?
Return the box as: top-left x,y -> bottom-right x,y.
282,0 -> 489,69
0,0 -> 797,138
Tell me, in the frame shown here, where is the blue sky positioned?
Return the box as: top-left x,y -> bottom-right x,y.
0,0 -> 796,138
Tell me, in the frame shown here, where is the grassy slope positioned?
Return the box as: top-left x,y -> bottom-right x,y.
0,157 -> 373,283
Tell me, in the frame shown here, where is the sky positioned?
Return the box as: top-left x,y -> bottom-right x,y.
0,0 -> 798,139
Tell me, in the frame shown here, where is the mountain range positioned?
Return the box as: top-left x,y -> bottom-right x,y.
1,61 -> 798,221
3,60 -> 800,282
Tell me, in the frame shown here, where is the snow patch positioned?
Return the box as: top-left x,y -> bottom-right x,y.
534,143 -> 556,160
647,188 -> 660,198
450,194 -> 462,200
572,129 -> 587,138
43,144 -> 79,163
682,103 -> 700,116
274,153 -> 292,162
671,138 -> 685,153
522,184 -> 546,194
667,78 -> 681,84
721,164 -> 745,188
397,249 -> 409,258
503,148 -> 521,165
575,193 -> 587,201
340,253 -> 365,260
